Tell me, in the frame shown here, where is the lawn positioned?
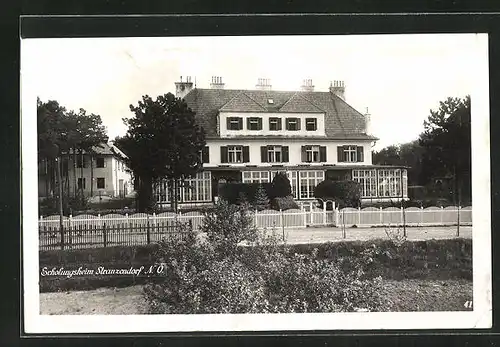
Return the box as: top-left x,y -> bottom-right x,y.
40,278 -> 473,315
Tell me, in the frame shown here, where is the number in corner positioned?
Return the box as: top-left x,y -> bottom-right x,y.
464,301 -> 473,309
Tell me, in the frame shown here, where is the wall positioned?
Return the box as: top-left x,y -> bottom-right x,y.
219,111 -> 326,137
204,139 -> 373,167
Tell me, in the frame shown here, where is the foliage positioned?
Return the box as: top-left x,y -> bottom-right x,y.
270,196 -> 299,211
199,199 -> 258,257
219,182 -> 274,205
314,180 -> 361,208
253,184 -> 270,211
271,172 -> 292,197
115,93 -> 206,213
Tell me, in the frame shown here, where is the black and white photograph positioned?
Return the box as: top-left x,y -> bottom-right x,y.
21,33 -> 491,332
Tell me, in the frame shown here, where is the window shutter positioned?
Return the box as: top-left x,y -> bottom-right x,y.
247,118 -> 251,130
301,146 -> 307,162
226,118 -> 231,129
238,118 -> 243,130
319,146 -> 327,162
277,118 -> 282,130
260,146 -> 268,163
243,146 -> 250,163
282,146 -> 289,162
220,146 -> 228,163
103,158 -> 107,168
296,118 -> 301,130
285,118 -> 290,130
337,146 -> 344,162
357,146 -> 364,162
258,118 -> 263,130
202,146 -> 209,163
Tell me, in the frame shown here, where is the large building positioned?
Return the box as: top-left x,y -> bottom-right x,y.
155,76 -> 408,206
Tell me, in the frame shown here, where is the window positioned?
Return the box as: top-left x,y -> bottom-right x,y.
242,171 -> 270,183
261,146 -> 289,163
268,99 -> 274,104
96,157 -> 105,168
247,117 -> 263,130
267,146 -> 282,163
220,146 -> 249,163
272,170 -> 298,199
76,156 -> 87,168
377,169 -> 403,197
305,118 -> 317,131
299,171 -> 324,199
96,178 -> 105,189
269,118 -> 282,131
227,117 -> 243,130
337,145 -> 364,163
200,146 -> 210,164
286,118 -> 301,131
77,178 -> 86,190
352,170 -> 377,197
302,145 -> 327,163
182,172 -> 212,202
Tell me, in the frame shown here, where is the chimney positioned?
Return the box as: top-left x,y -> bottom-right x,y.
210,76 -> 225,89
300,79 -> 314,92
255,78 -> 272,91
364,107 -> 372,135
329,80 -> 345,100
174,75 -> 194,99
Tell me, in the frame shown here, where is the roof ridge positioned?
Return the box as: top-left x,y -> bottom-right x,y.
219,91 -> 268,111
241,91 -> 268,111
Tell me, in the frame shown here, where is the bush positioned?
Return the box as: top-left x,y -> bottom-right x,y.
219,182 -> 274,205
254,184 -> 270,211
270,196 -> 299,211
314,180 -> 361,208
272,172 -> 292,197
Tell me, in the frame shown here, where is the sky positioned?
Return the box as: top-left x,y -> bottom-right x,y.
23,34 -> 485,150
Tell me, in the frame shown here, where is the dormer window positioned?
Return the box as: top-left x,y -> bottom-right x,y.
269,117 -> 282,131
305,118 -> 317,131
286,117 -> 301,131
268,99 -> 274,104
247,117 -> 263,130
227,117 -> 243,130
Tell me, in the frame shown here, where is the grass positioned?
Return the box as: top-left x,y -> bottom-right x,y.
39,278 -> 473,315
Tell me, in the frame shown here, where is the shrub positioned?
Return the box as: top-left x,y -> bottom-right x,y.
272,172 -> 292,197
270,196 -> 299,211
314,180 -> 361,208
219,182 -> 274,205
254,184 -> 270,211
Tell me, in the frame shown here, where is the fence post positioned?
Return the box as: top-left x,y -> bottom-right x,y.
280,209 -> 285,243
358,207 -> 361,226
146,215 -> 151,245
400,206 -> 404,227
379,207 -> 383,226
103,222 -> 107,247
420,206 -> 424,226
323,202 -> 327,226
98,213 -> 102,228
302,204 -> 307,228
68,214 -> 73,249
335,207 -> 339,227
255,209 -> 258,228
152,212 -> 156,241
440,206 -> 444,225
125,213 -> 129,230
457,205 -> 461,237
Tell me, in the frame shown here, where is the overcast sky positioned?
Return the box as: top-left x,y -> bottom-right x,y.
23,34 -> 485,150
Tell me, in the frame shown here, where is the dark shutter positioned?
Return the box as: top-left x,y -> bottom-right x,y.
247,118 -> 251,130
261,146 -> 268,162
285,118 -> 290,130
226,118 -> 231,130
337,146 -> 344,162
319,146 -> 327,162
301,146 -> 307,162
243,146 -> 250,163
357,146 -> 364,162
296,118 -> 301,130
282,146 -> 289,162
277,118 -> 282,130
238,118 -> 243,130
258,118 -> 263,130
202,146 -> 209,163
220,146 -> 228,163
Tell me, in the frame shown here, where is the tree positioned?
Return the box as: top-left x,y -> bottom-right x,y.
314,180 -> 361,208
116,93 -> 206,212
419,96 -> 471,204
271,172 -> 292,197
254,184 -> 270,211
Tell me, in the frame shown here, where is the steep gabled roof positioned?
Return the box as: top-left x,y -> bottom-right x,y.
219,92 -> 268,112
182,88 -> 373,139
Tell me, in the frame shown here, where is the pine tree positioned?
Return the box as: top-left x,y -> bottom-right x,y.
254,184 -> 270,211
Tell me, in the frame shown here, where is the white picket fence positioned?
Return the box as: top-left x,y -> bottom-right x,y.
38,205 -> 472,231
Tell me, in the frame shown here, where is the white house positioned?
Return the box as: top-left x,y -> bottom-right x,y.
38,142 -> 133,200
155,76 -> 408,206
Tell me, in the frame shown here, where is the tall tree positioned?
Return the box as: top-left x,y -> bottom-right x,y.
419,95 -> 471,204
116,93 -> 206,212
